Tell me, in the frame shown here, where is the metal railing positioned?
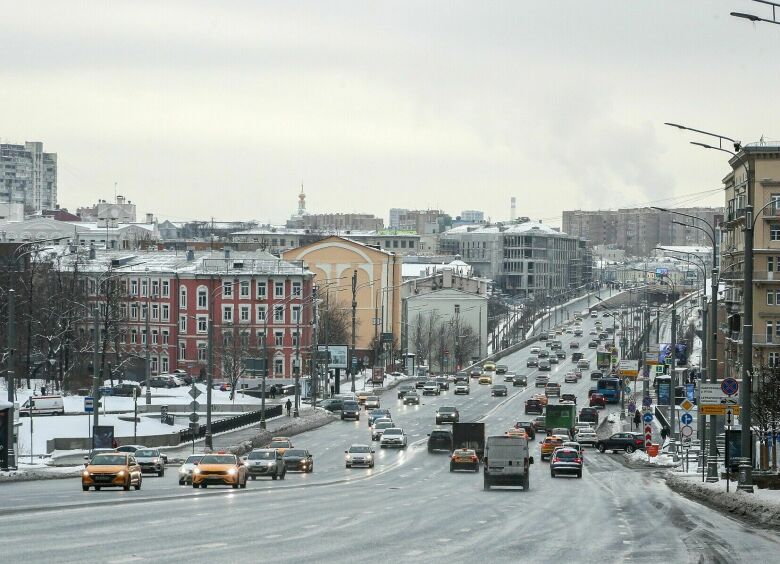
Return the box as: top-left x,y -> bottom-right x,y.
179,404 -> 283,443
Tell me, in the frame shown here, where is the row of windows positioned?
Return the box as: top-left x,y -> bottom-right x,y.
178,305 -> 301,332
179,281 -> 302,308
178,331 -> 299,363
121,302 -> 170,322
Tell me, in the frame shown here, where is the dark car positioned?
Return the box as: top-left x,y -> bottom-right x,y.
569,341 -> 580,349
550,447 -> 583,478
526,357 -> 539,368
590,371 -> 604,380
495,365 -> 509,375
572,352 -> 584,362
435,406 -> 459,424
588,340 -> 598,349
282,449 -> 313,473
525,399 -> 544,415
514,421 -> 536,440
403,392 -> 420,405
596,432 -> 646,454
512,374 -> 528,387
320,398 -> 344,413
415,378 -> 428,389
531,416 -> 547,432
148,375 -> 177,388
435,377 -> 450,391
590,393 -> 606,409
341,400 -> 360,421
111,383 -> 143,397
560,393 -> 577,404
397,384 -> 414,399
427,429 -> 454,452
579,407 -> 599,425
555,350 -> 567,360
469,369 -> 482,379
491,385 -> 508,397
368,408 -> 391,426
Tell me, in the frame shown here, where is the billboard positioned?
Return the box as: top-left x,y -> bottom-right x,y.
317,345 -> 348,369
659,343 -> 687,364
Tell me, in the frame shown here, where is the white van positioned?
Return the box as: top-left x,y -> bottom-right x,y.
19,395 -> 65,416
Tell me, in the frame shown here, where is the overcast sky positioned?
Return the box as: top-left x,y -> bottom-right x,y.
2,1 -> 778,227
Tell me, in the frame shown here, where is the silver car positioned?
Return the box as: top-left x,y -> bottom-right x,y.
245,448 -> 286,480
134,448 -> 166,476
178,454 -> 203,485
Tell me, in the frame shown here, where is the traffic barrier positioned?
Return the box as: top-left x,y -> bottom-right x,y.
646,444 -> 659,457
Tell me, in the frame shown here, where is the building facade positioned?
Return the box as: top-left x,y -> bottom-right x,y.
0,142 -> 57,212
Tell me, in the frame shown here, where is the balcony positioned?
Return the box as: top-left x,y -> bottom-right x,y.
720,271 -> 744,282
726,208 -> 746,224
753,334 -> 780,347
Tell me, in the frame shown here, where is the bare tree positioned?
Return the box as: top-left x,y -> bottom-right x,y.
318,293 -> 351,346
215,324 -> 258,400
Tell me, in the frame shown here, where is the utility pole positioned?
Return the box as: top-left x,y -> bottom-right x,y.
205,318 -> 213,450
351,270 -> 357,393
144,290 -> 151,405
260,312 -> 268,429
92,305 -> 100,444
739,205 -> 755,492
5,289 -> 16,469
670,306 -> 677,446
294,296 -> 300,418
310,285 -> 318,409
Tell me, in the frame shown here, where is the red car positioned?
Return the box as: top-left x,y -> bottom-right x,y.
589,393 -> 606,409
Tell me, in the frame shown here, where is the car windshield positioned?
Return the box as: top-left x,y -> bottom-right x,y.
185,456 -> 203,464
248,451 -> 275,460
439,407 -> 456,413
343,401 -> 358,409
349,446 -> 371,453
270,441 -> 290,448
384,429 -> 402,436
284,450 -> 306,457
134,449 -> 158,457
90,454 -> 126,465
400,385 -> 412,391
376,421 -> 394,429
367,396 -> 378,401
431,431 -> 451,438
555,451 -> 579,460
201,455 -> 236,464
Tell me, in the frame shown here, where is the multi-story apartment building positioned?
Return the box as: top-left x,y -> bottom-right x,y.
389,208 -> 408,229
61,248 -> 313,381
460,210 -> 485,223
563,207 -> 724,257
721,143 -> 780,371
0,141 -> 57,212
440,221 -> 592,297
286,213 -> 384,231
228,227 -> 421,256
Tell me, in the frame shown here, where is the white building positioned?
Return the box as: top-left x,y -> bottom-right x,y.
460,210 -> 484,223
0,141 -> 57,212
0,217 -> 159,249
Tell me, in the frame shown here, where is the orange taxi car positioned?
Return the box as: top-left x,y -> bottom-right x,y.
269,437 -> 293,456
506,428 -> 528,440
82,452 -> 142,491
192,453 -> 248,489
450,448 -> 479,472
540,436 -> 565,461
532,394 -> 549,407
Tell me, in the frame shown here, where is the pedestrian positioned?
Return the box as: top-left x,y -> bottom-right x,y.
660,425 -> 669,443
285,398 -> 292,417
633,410 -> 641,431
270,387 -> 276,400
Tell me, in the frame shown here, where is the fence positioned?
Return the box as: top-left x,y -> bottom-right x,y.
180,405 -> 282,443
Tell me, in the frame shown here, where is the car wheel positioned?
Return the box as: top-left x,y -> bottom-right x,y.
232,483 -> 239,489
202,484 -> 207,488
95,486 -> 102,491
577,471 -> 583,479
240,480 -> 247,489
135,480 -> 142,491
158,470 -> 164,477
193,483 -> 199,488
82,485 -> 89,491
178,479 -> 185,486
280,472 -> 286,480
123,479 -> 131,491
626,445 -> 635,453
272,474 -> 278,480
483,478 -> 491,491
597,444 -> 606,453
449,464 -> 454,472
380,444 -> 386,448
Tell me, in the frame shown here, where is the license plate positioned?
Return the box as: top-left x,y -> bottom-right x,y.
95,475 -> 112,482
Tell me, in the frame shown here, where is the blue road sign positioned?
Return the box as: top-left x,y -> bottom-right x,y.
722,377 -> 739,396
681,413 -> 693,425
643,413 -> 654,423
642,396 -> 653,407
628,402 -> 636,413
84,396 -> 94,414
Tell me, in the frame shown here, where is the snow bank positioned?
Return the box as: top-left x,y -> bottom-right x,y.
666,473 -> 780,527
624,449 -> 679,468
0,462 -> 83,483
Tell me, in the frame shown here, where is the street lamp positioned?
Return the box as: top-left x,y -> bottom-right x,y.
731,0 -> 780,26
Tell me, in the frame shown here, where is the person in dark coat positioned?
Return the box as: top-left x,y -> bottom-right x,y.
285,398 -> 292,416
633,410 -> 641,430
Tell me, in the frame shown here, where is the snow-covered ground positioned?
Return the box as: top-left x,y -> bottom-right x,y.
624,449 -> 679,468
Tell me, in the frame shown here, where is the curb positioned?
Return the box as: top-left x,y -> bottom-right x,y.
0,468 -> 83,484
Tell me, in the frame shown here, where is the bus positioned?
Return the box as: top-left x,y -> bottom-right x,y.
596,377 -> 621,404
596,349 -> 612,370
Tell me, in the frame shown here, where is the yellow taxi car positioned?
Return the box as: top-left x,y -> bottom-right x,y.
532,393 -> 549,406
450,448 -> 479,472
478,374 -> 493,385
269,437 -> 293,455
506,428 -> 528,440
82,452 -> 142,491
356,390 -> 371,405
482,362 -> 496,373
192,453 -> 248,489
540,436 -> 566,461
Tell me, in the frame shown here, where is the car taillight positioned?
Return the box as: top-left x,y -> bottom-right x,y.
575,458 -> 582,464
553,457 -> 559,463
471,456 -> 478,462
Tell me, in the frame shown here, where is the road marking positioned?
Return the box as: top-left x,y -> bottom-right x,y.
108,557 -> 145,563
193,542 -> 227,549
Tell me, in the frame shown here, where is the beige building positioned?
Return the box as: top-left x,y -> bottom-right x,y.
283,236 -> 402,355
721,144 -> 780,372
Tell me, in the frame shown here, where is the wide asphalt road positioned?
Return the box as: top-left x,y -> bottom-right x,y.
1,308 -> 779,563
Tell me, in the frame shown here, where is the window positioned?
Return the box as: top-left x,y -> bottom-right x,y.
162,329 -> 169,344
130,279 -> 138,296
197,315 -> 208,333
180,286 -> 187,308
152,280 -> 159,297
197,287 -> 207,309
240,280 -> 250,298
772,194 -> 780,216
152,329 -> 158,345
141,329 -> 147,345
257,305 -> 267,323
130,329 -> 137,344
179,341 -> 186,360
141,279 -> 148,297
180,315 -> 187,332
275,281 -> 284,298
223,281 -> 233,297
770,352 -> 780,368
768,321 -> 774,343
292,281 -> 301,297
454,304 -> 460,314
292,331 -> 299,347
275,331 -> 284,346
223,332 -> 232,347
274,357 -> 284,375
409,240 -> 415,249
292,306 -> 301,323
150,357 -> 158,373
240,305 -> 250,323
771,224 -> 780,242
197,343 -> 207,362
256,331 -> 266,347
161,280 -> 169,297
161,356 -> 169,373
223,305 -> 233,323
141,304 -> 148,321
240,332 -> 250,348
161,304 -> 169,321
771,257 -> 776,272
151,304 -> 159,321
274,305 -> 284,323
257,281 -> 267,298
130,303 -> 139,320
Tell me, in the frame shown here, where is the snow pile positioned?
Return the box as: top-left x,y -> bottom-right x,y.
598,412 -> 623,439
624,449 -> 679,468
666,473 -> 780,527
0,462 -> 83,483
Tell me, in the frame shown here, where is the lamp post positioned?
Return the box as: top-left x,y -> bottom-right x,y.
731,0 -> 780,25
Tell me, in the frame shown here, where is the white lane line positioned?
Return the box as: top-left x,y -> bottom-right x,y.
107,557 -> 145,563
193,542 -> 227,549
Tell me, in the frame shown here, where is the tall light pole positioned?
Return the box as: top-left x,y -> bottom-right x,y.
5,289 -> 16,469
351,270 -> 357,393
731,0 -> 780,25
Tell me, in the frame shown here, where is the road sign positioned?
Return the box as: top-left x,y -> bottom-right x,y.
680,399 -> 694,412
681,412 -> 693,425
700,382 -> 739,406
189,412 -> 200,423
189,401 -> 200,412
624,385 -> 631,394
655,365 -> 666,375
721,377 -> 739,396
628,402 -> 636,413
188,386 -> 202,400
642,396 -> 653,407
618,359 -> 639,377
700,404 -> 741,416
682,436 -> 692,445
84,396 -> 94,414
680,425 -> 693,438
643,413 -> 654,423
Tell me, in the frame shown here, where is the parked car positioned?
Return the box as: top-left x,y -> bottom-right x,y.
111,383 -> 142,397
596,432 -> 646,454
19,395 -> 65,417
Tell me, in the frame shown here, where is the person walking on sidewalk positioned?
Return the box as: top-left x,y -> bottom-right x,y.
285,398 -> 292,417
633,410 -> 641,431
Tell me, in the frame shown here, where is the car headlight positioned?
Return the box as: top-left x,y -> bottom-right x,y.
193,468 -> 201,474
82,470 -> 90,477
366,455 -> 373,461
153,458 -> 159,463
227,468 -> 237,475
117,470 -> 126,477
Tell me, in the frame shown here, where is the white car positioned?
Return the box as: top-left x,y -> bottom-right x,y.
177,454 -> 203,484
454,382 -> 470,395
380,428 -> 408,449
564,372 -> 578,383
345,444 -> 375,468
371,419 -> 395,441
365,396 -> 380,409
575,429 -> 598,446
423,382 -> 441,396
